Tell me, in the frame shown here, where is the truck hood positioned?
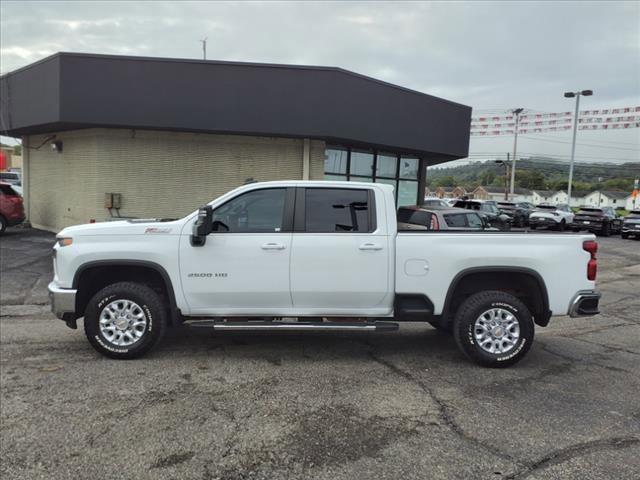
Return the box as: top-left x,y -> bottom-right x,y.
58,218 -> 186,237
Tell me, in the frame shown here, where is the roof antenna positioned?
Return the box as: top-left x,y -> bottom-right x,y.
244,177 -> 258,185
200,37 -> 207,60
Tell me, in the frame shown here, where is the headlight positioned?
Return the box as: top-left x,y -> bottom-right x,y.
56,237 -> 73,247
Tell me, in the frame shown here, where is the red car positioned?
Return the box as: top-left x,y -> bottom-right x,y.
0,181 -> 25,234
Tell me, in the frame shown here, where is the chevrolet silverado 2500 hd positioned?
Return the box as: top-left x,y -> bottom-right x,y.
49,181 -> 601,367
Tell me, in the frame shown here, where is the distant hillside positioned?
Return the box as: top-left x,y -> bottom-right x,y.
426,158 -> 640,192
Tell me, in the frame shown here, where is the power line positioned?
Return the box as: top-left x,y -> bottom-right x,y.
518,135 -> 640,151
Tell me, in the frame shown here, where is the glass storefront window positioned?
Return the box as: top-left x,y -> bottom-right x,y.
376,153 -> 398,178
324,146 -> 422,206
399,157 -> 419,179
325,147 -> 348,174
398,180 -> 418,206
350,150 -> 374,177
324,174 -> 347,181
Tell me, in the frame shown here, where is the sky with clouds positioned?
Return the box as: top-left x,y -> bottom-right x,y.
1,0 -> 639,165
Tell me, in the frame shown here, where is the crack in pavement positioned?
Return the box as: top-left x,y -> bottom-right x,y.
557,335 -> 640,356
504,436 -> 640,479
365,350 -> 525,467
537,340 -> 632,374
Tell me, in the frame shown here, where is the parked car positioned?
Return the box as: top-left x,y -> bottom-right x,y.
422,197 -> 449,208
0,182 -> 26,234
497,201 -> 529,227
621,210 -> 640,239
529,204 -> 574,231
452,199 -> 512,230
0,171 -> 21,186
572,206 -> 623,236
398,206 -> 486,231
49,181 -> 601,367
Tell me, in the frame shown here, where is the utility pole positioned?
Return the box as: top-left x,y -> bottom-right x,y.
564,89 -> 593,206
200,37 -> 208,60
510,108 -> 524,195
496,158 -> 509,201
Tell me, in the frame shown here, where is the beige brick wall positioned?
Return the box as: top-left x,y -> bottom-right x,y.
26,129 -> 326,232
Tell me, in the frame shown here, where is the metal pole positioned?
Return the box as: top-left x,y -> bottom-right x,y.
567,94 -> 581,206
200,38 -> 207,60
510,111 -> 520,195
505,154 -> 510,201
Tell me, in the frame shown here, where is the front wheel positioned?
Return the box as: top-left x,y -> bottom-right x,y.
453,291 -> 534,368
84,282 -> 167,359
621,232 -> 629,239
557,220 -> 566,232
600,222 -> 611,237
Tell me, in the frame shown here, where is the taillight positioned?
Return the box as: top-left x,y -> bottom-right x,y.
583,240 -> 597,281
430,214 -> 440,230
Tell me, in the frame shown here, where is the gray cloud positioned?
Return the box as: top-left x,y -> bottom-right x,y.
1,0 -> 639,163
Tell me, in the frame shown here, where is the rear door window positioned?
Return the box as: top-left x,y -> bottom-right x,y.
398,208 -> 432,227
305,188 -> 372,233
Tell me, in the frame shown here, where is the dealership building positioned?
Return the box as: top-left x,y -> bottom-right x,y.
0,53 -> 471,232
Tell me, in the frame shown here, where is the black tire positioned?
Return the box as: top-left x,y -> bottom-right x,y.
84,282 -> 167,359
600,222 -> 611,237
621,232 -> 629,239
428,320 -> 453,334
557,220 -> 566,232
530,225 -> 537,230
0,215 -> 6,235
453,291 -> 534,368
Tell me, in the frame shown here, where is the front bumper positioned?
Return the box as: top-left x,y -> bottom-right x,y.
569,290 -> 601,317
621,224 -> 640,234
48,281 -> 77,321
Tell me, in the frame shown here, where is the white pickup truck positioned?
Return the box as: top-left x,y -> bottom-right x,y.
49,181 -> 601,367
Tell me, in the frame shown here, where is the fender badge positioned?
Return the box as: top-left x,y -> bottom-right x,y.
145,227 -> 172,234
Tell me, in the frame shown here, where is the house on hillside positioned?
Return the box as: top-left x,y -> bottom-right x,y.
473,186 -> 532,203
582,190 -> 631,208
532,190 -> 557,204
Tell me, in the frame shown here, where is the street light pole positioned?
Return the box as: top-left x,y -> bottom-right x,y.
564,89 -> 593,206
510,108 -> 523,195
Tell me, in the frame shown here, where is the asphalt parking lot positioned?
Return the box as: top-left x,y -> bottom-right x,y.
1,227 -> 639,480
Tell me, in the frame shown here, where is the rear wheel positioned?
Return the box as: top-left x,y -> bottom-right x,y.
84,282 -> 167,359
453,291 -> 534,368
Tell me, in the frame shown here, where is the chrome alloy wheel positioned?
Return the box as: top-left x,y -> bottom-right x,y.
99,299 -> 148,347
474,308 -> 520,354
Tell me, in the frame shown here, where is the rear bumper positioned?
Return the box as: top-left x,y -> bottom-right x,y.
48,281 -> 77,320
571,221 -> 604,231
7,215 -> 25,227
529,217 -> 559,226
569,290 -> 601,317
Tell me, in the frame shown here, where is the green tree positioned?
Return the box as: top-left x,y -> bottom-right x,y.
479,170 -> 495,186
515,170 -> 545,189
13,144 -> 21,156
435,175 -> 456,187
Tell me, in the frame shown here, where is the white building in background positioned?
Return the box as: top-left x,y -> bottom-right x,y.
582,191 -> 630,208
532,190 -> 556,204
626,194 -> 638,211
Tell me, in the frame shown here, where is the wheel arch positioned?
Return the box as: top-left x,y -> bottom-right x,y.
72,260 -> 180,326
443,266 -> 551,327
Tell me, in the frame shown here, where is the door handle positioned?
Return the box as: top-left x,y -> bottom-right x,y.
359,243 -> 383,251
261,243 -> 286,250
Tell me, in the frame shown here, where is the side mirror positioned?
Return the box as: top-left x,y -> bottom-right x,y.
191,205 -> 213,247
